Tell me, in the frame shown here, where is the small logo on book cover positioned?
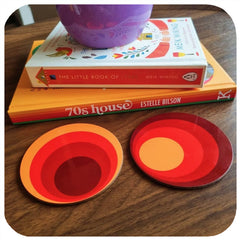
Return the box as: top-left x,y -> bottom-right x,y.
182,72 -> 198,82
217,90 -> 232,100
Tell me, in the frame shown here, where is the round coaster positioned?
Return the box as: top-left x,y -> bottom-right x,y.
20,123 -> 123,204
130,112 -> 232,188
30,131 -> 118,202
132,120 -> 219,181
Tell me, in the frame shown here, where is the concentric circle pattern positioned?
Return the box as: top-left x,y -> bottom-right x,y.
130,112 -> 233,188
20,123 -> 123,204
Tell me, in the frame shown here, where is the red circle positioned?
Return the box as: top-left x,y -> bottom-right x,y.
30,131 -> 118,202
40,140 -> 114,201
132,118 -> 219,182
54,156 -> 101,196
165,113 -> 232,187
131,113 -> 231,188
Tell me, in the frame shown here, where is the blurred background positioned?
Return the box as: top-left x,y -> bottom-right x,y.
6,5 -> 58,28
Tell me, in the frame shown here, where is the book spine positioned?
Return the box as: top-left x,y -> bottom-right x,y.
35,67 -> 205,88
9,87 -> 236,124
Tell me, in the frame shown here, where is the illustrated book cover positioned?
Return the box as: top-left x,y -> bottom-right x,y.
25,18 -> 207,88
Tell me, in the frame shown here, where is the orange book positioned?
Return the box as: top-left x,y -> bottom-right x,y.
8,41 -> 236,124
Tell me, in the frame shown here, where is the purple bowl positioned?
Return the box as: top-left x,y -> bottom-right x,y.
56,5 -> 153,48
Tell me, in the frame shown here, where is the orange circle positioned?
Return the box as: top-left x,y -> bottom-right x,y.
20,123 -> 123,204
139,137 -> 184,171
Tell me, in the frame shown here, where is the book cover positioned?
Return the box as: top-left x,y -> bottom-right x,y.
26,18 -> 207,88
8,41 -> 236,124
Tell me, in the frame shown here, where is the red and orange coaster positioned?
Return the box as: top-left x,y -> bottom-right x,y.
130,112 -> 233,188
20,113 -> 233,204
20,123 -> 123,204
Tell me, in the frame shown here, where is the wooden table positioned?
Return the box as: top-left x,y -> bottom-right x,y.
5,5 -> 236,236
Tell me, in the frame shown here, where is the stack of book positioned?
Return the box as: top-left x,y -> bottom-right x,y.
8,18 -> 236,124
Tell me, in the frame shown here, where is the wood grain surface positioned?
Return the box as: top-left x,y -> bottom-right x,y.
5,5 -> 236,236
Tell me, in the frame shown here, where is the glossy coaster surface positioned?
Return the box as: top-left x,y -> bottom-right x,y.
130,112 -> 233,188
20,124 -> 123,204
30,131 -> 119,203
54,156 -> 101,196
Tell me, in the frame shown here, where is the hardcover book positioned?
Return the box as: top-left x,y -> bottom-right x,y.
26,18 -> 207,88
8,41 -> 236,124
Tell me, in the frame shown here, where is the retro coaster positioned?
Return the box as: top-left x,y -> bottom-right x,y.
20,123 -> 123,204
130,112 -> 233,188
